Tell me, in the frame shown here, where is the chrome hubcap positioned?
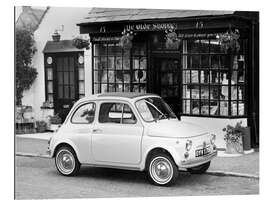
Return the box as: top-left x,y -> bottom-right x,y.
150,157 -> 173,184
56,149 -> 75,175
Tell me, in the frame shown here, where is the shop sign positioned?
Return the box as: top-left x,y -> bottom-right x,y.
125,23 -> 177,31
92,36 -> 121,42
178,33 -> 218,39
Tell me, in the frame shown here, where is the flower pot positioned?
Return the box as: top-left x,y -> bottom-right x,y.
242,127 -> 251,151
225,138 -> 243,154
49,124 -> 61,132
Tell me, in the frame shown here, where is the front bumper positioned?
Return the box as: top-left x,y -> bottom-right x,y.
179,150 -> 217,169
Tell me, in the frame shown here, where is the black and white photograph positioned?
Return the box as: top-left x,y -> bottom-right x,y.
7,0 -> 265,201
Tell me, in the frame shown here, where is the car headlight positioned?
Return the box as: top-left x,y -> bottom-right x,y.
185,140 -> 192,151
210,134 -> 216,145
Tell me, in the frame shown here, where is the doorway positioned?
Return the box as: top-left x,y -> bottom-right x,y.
153,57 -> 181,117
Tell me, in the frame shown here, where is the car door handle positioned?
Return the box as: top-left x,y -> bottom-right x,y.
92,129 -> 102,133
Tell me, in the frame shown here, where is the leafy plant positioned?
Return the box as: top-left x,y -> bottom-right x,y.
223,121 -> 244,144
165,28 -> 180,49
49,114 -> 62,124
119,29 -> 134,50
72,37 -> 90,49
36,120 -> 47,133
15,28 -> 38,105
217,29 -> 240,53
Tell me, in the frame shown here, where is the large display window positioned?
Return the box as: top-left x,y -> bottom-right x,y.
93,42 -> 147,94
181,38 -> 247,117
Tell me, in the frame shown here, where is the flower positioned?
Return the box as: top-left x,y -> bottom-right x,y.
217,29 -> 240,53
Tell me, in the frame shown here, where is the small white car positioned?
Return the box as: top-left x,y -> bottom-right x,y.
47,92 -> 217,186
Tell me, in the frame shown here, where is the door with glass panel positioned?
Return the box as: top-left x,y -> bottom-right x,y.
53,53 -> 79,121
153,58 -> 181,116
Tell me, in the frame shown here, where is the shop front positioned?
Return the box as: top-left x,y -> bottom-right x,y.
78,8 -> 259,148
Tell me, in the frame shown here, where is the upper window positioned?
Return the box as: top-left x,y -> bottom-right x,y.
181,38 -> 247,117
99,102 -> 137,124
71,103 -> 96,124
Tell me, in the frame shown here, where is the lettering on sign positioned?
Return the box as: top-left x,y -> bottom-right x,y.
125,23 -> 177,31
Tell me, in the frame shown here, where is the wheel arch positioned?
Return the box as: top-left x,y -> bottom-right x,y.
52,141 -> 80,162
143,146 -> 179,170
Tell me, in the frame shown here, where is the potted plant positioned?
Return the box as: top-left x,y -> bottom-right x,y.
119,29 -> 134,50
217,29 -> 240,53
223,122 -> 244,154
36,120 -> 47,133
49,114 -> 62,132
165,28 -> 180,49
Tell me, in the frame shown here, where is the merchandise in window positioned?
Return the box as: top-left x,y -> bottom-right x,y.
93,42 -> 147,94
181,38 -> 247,117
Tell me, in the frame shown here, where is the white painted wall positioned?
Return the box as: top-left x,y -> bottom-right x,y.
21,7 -> 91,121
181,116 -> 247,149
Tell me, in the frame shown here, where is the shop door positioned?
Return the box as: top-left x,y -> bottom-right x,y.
153,58 -> 181,117
53,54 -> 78,121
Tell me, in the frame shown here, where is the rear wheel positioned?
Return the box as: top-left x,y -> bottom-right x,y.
187,161 -> 211,174
55,146 -> 81,176
147,153 -> 178,186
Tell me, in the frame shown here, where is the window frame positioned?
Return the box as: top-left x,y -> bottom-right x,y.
71,102 -> 96,124
180,38 -> 248,118
98,101 -> 138,125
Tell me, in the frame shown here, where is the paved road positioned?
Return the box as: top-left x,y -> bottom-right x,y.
15,156 -> 259,199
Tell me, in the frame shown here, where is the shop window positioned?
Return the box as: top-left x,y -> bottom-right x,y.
93,42 -> 147,94
181,39 -> 247,117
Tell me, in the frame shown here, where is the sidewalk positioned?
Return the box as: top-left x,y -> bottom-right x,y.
15,133 -> 259,179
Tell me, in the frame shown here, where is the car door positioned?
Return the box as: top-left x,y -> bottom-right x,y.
65,102 -> 96,164
91,101 -> 143,165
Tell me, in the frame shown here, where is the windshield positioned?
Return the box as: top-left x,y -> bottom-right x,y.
135,97 -> 177,122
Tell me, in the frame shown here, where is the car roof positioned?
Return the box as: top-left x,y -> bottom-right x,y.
77,92 -> 160,103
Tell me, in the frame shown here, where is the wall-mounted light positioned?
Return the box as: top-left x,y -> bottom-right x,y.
51,25 -> 64,42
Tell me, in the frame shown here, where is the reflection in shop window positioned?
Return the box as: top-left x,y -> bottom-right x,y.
181,38 -> 247,117
93,42 -> 147,94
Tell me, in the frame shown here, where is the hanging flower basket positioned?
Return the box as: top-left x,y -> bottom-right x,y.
119,29 -> 134,50
72,37 -> 90,50
217,29 -> 240,53
165,29 -> 180,49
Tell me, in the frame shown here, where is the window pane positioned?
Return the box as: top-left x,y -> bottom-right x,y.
108,57 -> 114,70
123,71 -> 131,83
115,57 -> 122,69
108,71 -> 115,83
64,72 -> 69,85
58,85 -> 63,99
94,57 -> 100,70
78,68 -> 84,80
47,81 -> 53,93
58,72 -> 63,84
79,81 -> 85,94
69,72 -> 74,85
182,99 -> 190,114
99,103 -> 123,123
94,44 -> 107,56
191,100 -> 200,114
64,86 -> 69,98
70,85 -> 75,99
116,83 -> 123,92
94,84 -> 100,94
63,57 -> 68,71
220,101 -> 228,116
115,70 -> 123,83
122,104 -> 137,124
69,57 -> 74,72
72,103 -> 95,124
47,68 -> 53,80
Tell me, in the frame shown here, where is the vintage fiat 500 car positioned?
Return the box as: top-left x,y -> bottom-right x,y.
47,92 -> 217,186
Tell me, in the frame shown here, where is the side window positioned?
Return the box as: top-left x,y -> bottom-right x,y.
71,103 -> 96,124
99,102 -> 137,124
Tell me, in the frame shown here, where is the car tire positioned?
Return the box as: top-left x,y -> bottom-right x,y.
187,161 -> 211,174
55,146 -> 81,176
146,153 -> 179,186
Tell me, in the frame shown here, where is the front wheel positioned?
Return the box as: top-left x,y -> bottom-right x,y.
147,153 -> 179,186
187,161 -> 211,174
55,146 -> 81,176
